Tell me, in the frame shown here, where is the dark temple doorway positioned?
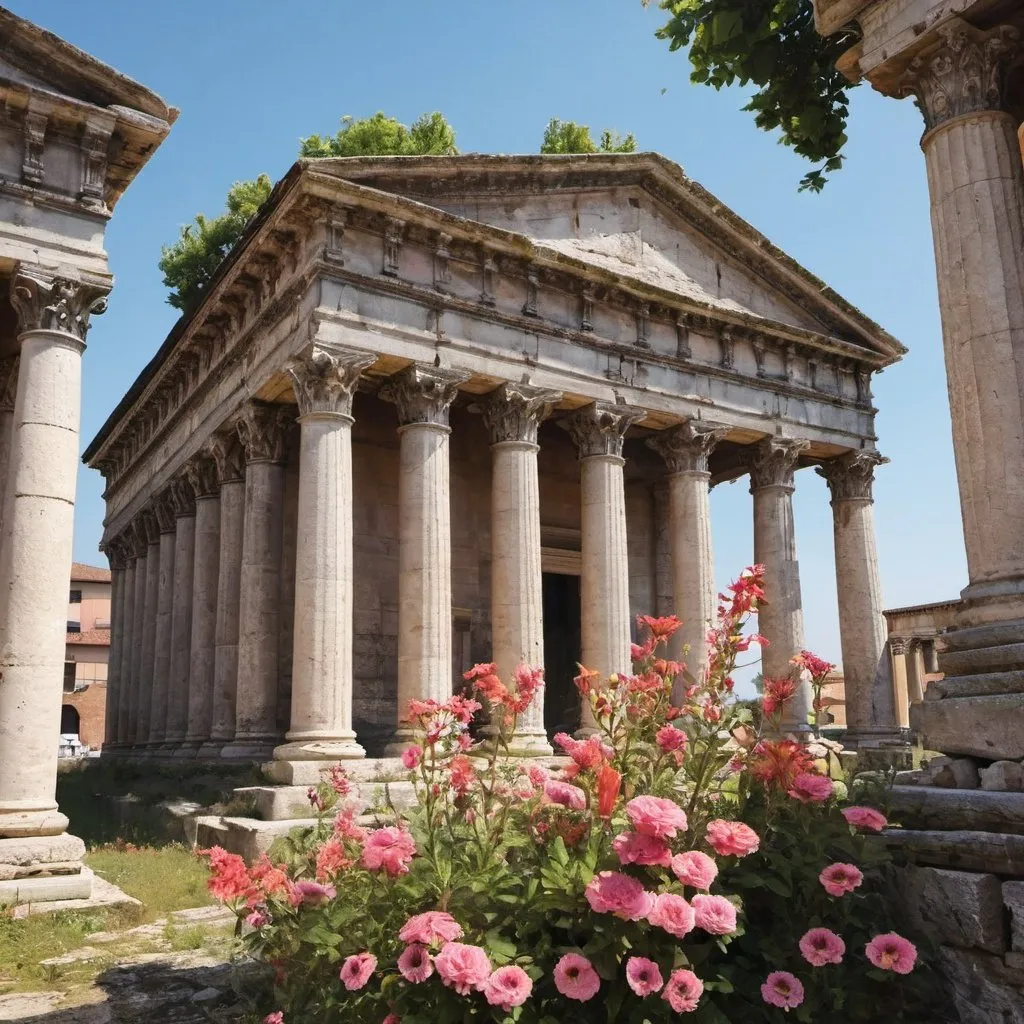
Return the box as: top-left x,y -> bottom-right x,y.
542,572 -> 582,737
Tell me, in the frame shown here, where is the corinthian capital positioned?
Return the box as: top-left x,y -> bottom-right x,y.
287,344 -> 376,418
379,364 -> 470,427
236,401 -> 292,464
9,265 -> 110,341
647,419 -> 731,475
561,401 -> 647,459
816,450 -> 888,502
901,20 -> 1020,131
747,437 -> 810,491
206,432 -> 245,485
474,382 -> 562,445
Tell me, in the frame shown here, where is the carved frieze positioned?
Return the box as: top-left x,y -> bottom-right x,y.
10,266 -> 110,341
816,449 -> 888,502
325,209 -> 347,263
752,336 -> 766,377
379,364 -> 469,427
675,315 -> 691,359
746,437 -> 810,491
383,218 -> 404,276
287,344 -> 376,418
80,122 -> 111,204
236,401 -> 291,464
473,382 -> 562,445
647,419 -> 731,475
719,327 -> 735,370
561,401 -> 646,459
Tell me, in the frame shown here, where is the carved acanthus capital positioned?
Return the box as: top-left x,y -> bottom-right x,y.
185,453 -> 220,497
153,489 -> 177,534
236,401 -> 292,464
561,401 -> 647,459
206,432 -> 245,485
474,382 -> 563,445
106,535 -> 129,572
889,636 -> 909,657
816,450 -> 888,503
900,20 -> 1020,131
168,475 -> 197,517
647,419 -> 731,475
379,364 -> 470,427
138,508 -> 160,547
746,437 -> 810,491
9,266 -> 110,342
287,344 -> 376,418
0,356 -> 19,412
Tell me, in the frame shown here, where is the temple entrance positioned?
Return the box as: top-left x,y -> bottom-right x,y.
542,572 -> 581,737
60,704 -> 80,735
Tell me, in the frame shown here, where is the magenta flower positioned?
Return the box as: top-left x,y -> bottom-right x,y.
400,745 -> 422,769
671,850 -> 718,891
819,862 -> 863,897
585,871 -> 654,920
339,952 -> 376,991
292,879 -> 335,905
692,894 -> 737,935
382,1015 -> 399,1024
613,830 -> 672,868
483,965 -> 533,1011
398,910 -> 463,946
787,772 -> 834,804
842,806 -> 888,832
705,819 -> 760,857
264,1014 -> 283,1024
648,892 -> 696,938
626,956 -> 664,997
761,971 -> 804,1010
865,932 -> 918,974
800,927 -> 846,966
625,795 -> 688,838
543,779 -> 587,810
553,953 -> 600,1001
434,942 -> 492,995
662,968 -> 703,1012
397,943 -> 433,983
655,725 -> 687,753
360,826 -> 416,876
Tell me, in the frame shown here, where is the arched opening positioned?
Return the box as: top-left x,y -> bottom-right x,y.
60,704 -> 80,735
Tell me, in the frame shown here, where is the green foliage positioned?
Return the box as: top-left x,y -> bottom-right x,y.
540,117 -> 637,155
300,111 -> 458,158
645,0 -> 858,190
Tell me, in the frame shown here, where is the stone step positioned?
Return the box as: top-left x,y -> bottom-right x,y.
232,781 -> 418,821
940,619 -> 1024,653
263,757 -> 409,786
881,829 -> 1024,876
890,786 -> 1024,836
192,815 -> 231,850
0,864 -> 93,906
912,693 -> 1024,761
926,670 -> 1024,700
218,817 -> 318,861
939,642 -> 1024,676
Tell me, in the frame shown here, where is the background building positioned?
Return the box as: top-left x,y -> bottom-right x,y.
61,562 -> 111,755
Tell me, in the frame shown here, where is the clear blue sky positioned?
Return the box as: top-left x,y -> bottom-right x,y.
25,0 -> 963,681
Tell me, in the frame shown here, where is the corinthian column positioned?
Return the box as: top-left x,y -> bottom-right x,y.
103,538 -> 128,751
125,516 -> 149,750
889,637 -> 911,731
647,419 -> 730,700
164,475 -> 196,752
817,450 -> 898,744
274,345 -> 374,766
222,401 -> 290,759
148,490 -> 177,752
748,437 -> 811,734
477,382 -> 562,755
563,401 -> 646,734
136,509 -> 161,754
381,364 -> 469,753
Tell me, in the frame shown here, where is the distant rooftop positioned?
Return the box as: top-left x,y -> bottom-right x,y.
70,563 -> 110,583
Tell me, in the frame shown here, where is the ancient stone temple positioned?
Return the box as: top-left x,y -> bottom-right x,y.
85,152 -> 904,776
0,9 -> 174,903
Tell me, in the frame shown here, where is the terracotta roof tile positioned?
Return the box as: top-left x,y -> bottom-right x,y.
70,562 -> 111,583
66,628 -> 110,646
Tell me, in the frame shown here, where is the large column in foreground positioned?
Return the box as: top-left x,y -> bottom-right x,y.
180,454 -> 220,757
381,365 -> 468,753
148,490 -> 177,752
0,356 -> 18,537
817,450 -> 898,745
273,346 -> 374,770
478,382 -> 562,755
748,437 -> 811,735
647,419 -> 730,701
164,476 -> 196,752
0,267 -> 108,903
203,434 -> 245,758
223,401 -> 289,759
564,401 -> 646,734
103,539 -> 128,751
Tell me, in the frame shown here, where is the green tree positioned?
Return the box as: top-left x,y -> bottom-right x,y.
300,111 -> 457,158
643,0 -> 858,191
540,117 -> 637,154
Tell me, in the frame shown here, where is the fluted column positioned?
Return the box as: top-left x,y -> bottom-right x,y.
202,434 -> 245,758
478,382 -> 562,754
748,437 -> 811,735
103,539 -> 128,750
125,516 -> 149,750
223,401 -> 290,759
164,476 -> 196,752
564,401 -> 646,734
136,509 -> 161,754
381,364 -> 469,753
113,541 -> 138,755
180,454 -> 220,757
0,267 -> 108,841
889,638 -> 911,730
0,356 -> 18,539
647,419 -> 730,701
148,490 -> 177,752
818,451 -> 898,744
274,345 -> 374,765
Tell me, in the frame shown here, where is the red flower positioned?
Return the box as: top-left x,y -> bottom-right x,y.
749,740 -> 816,792
761,677 -> 796,716
637,615 -> 682,641
574,665 -> 600,695
202,846 -> 253,904
596,764 -> 622,819
448,754 -> 476,796
792,649 -> 834,680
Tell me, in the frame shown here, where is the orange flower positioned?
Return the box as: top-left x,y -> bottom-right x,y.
596,764 -> 622,819
637,615 -> 682,641
749,740 -> 816,792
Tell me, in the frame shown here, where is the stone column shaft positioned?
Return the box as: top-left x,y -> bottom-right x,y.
127,536 -> 149,749
149,496 -> 177,750
906,642 -> 925,705
137,519 -> 161,752
104,545 -> 127,749
165,479 -> 196,750
890,639 -> 911,730
0,356 -> 18,540
112,554 -> 136,752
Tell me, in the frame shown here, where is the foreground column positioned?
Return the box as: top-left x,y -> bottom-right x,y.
381,365 -> 468,753
103,539 -> 128,751
0,268 -> 108,903
564,401 -> 646,734
148,491 -> 177,752
648,419 -> 730,701
180,454 -> 220,757
0,356 -> 18,538
479,382 -> 561,755
203,435 -> 245,758
224,401 -> 289,759
817,451 -> 898,745
273,345 -> 374,769
164,475 -> 196,752
748,437 -> 811,735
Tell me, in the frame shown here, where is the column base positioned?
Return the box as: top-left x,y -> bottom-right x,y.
196,738 -> 230,759
172,741 -> 203,760
273,737 -> 366,762
0,806 -> 69,839
219,738 -> 277,761
473,731 -> 554,758
0,833 -> 90,906
383,728 -> 421,758
841,728 -> 909,750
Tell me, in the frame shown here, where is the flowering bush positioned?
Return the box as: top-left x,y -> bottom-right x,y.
203,565 -> 935,1023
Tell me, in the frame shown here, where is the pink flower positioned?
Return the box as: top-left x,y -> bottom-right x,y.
787,772 -> 834,804
613,831 -> 672,868
527,764 -> 550,787
553,953 -> 600,1001
292,879 -> 335,905
625,796 -> 688,838
382,1016 -> 399,1024
543,779 -> 587,810
800,927 -> 846,966
483,965 -> 533,1011
662,969 -> 703,1013
656,725 -> 687,753
671,850 -> 718,891
397,944 -> 433,983
245,908 -> 269,929
761,971 -> 804,1010
692,894 -> 737,935
399,910 -> 463,946
360,827 -> 416,876
585,871 -> 654,920
704,819 -> 760,857
626,956 -> 664,997
819,862 -> 863,897
648,892 -> 696,938
865,933 -> 918,974
339,952 -> 376,991
264,1014 -> 283,1024
434,942 -> 492,995
400,745 -> 422,769
842,806 -> 888,832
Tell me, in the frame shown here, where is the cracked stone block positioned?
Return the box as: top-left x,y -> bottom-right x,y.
1005,882 -> 1024,952
980,761 -> 1024,792
939,947 -> 1024,1024
904,867 -> 1006,954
